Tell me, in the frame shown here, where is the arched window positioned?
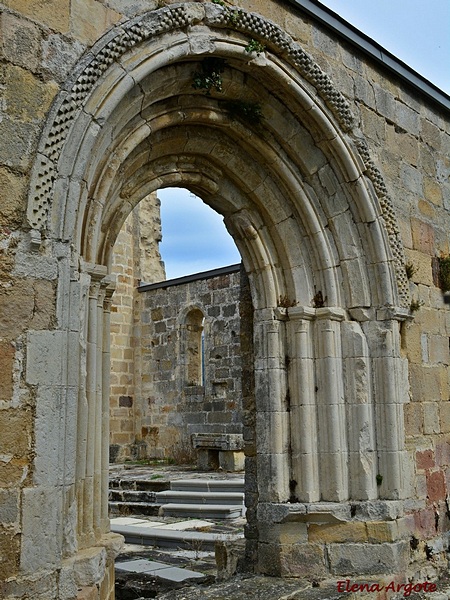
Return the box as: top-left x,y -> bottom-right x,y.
185,308 -> 205,387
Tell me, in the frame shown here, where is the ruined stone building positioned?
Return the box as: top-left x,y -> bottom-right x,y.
1,0 -> 450,598
108,195 -> 246,467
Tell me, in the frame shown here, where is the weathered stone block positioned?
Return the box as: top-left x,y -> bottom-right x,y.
404,402 -> 423,436
4,0 -> 70,32
328,541 -> 409,576
366,520 -> 401,543
0,527 -> 20,580
259,522 -> 308,545
21,486 -> 63,573
0,116 -> 39,169
0,489 -> 19,524
70,0 -> 121,44
426,470 -> 446,503
423,401 -> 440,435
0,166 -> 27,227
439,402 -> 450,434
410,364 -> 448,403
42,34 -> 85,82
0,340 -> 15,401
416,449 -> 435,470
428,335 -> 449,365
0,12 -> 42,72
26,330 -> 66,386
70,546 -> 107,587
279,542 -> 327,579
308,522 -> 367,544
424,177 -> 443,206
76,586 -> 98,600
410,218 -> 435,255
0,408 -> 32,456
395,101 -> 419,136
4,65 -> 58,122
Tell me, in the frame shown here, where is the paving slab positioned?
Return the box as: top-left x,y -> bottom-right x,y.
116,558 -> 169,573
154,566 -> 206,582
155,519 -> 213,531
111,522 -> 244,550
172,479 -> 245,492
116,558 -> 206,582
160,503 -> 244,519
111,517 -> 157,526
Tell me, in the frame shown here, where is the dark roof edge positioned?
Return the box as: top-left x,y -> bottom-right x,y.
138,263 -> 242,292
287,0 -> 450,112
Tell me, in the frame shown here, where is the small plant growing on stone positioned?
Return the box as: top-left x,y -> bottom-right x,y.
405,262 -> 416,279
376,473 -> 383,486
211,0 -> 226,5
312,290 -> 326,308
278,294 -> 297,308
438,255 -> 450,292
226,7 -> 244,25
222,100 -> 262,125
409,299 -> 424,313
410,535 -> 420,550
184,537 -> 205,560
244,39 -> 266,56
192,58 -> 227,95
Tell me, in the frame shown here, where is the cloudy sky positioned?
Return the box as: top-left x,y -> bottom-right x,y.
158,0 -> 449,280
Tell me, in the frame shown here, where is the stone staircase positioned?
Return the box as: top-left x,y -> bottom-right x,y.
109,476 -> 245,549
109,477 -> 245,519
157,479 -> 245,519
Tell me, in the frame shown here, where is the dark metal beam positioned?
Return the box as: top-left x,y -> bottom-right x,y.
138,263 -> 242,292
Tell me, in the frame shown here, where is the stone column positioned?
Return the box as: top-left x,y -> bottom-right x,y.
76,271 -> 90,543
254,308 -> 290,503
364,310 -> 410,500
315,307 -> 348,501
79,264 -> 108,543
341,320 -> 377,500
286,306 -> 320,502
101,279 -> 116,533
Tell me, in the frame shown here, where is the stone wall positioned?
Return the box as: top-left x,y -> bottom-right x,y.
134,264 -> 244,462
109,193 -> 165,462
1,0 -> 450,595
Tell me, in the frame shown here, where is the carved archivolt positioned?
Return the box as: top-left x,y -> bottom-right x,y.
27,2 -> 408,304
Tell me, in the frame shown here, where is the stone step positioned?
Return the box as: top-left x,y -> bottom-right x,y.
156,490 -> 244,505
111,522 -> 243,551
109,501 -> 160,517
171,479 -> 245,493
109,489 -> 157,503
110,477 -> 170,492
159,503 -> 244,519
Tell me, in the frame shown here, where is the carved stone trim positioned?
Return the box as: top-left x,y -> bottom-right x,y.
27,3 -> 408,305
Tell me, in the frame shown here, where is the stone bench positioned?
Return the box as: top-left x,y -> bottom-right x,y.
191,433 -> 244,472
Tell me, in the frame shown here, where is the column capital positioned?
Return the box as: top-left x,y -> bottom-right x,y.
315,307 -> 346,321
287,306 -> 316,321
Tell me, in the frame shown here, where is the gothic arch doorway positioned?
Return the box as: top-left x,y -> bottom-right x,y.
26,3 -> 411,583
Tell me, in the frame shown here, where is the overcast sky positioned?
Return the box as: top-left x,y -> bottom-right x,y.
158,0 -> 449,280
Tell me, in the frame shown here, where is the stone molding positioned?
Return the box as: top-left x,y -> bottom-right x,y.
26,3 -> 408,305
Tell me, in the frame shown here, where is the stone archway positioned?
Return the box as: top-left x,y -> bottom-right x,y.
25,3 -> 412,593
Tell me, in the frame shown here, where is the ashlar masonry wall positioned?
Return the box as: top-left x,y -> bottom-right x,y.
1,0 -> 450,596
109,193 -> 165,462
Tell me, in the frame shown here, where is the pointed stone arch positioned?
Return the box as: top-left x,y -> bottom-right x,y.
24,3 -> 412,585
